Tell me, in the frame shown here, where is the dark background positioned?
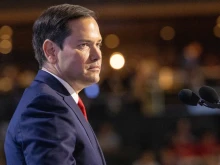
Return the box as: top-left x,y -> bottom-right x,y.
1,1 -> 220,165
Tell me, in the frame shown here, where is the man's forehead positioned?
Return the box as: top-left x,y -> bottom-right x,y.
68,17 -> 98,29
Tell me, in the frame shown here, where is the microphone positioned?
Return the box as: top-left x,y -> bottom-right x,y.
178,88 -> 220,109
178,89 -> 200,106
198,86 -> 220,109
199,86 -> 219,104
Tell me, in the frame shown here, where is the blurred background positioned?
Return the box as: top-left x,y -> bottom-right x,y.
1,0 -> 220,165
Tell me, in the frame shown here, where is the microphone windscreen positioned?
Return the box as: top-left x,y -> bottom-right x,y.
199,86 -> 219,104
178,89 -> 200,106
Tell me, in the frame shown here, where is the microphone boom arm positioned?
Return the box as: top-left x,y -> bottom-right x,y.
199,99 -> 220,109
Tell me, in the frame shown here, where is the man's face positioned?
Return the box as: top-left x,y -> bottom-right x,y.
56,17 -> 102,92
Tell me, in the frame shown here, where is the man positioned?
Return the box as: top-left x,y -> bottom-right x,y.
4,4 -> 106,165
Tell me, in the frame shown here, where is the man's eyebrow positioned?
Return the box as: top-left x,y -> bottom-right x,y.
77,39 -> 102,43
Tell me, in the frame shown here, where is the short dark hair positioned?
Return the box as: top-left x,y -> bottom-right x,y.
32,4 -> 96,68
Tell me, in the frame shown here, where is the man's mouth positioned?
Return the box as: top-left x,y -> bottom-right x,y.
87,65 -> 101,71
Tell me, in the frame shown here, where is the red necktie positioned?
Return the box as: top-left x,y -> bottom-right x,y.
77,97 -> 88,121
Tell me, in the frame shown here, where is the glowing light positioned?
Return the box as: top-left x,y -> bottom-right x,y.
109,52 -> 125,70
2,65 -> 18,79
84,83 -> 100,98
1,34 -> 11,40
0,40 -> 12,54
159,67 -> 174,90
0,26 -> 13,40
0,77 -> 13,92
213,25 -> 220,38
0,26 -> 13,54
0,40 -> 11,49
216,16 -> 220,24
183,42 -> 203,60
160,26 -> 175,41
104,34 -> 120,49
18,70 -> 35,88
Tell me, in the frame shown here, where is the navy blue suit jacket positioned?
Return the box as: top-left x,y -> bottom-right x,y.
4,70 -> 106,165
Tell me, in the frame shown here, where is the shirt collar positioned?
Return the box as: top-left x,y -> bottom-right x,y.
42,68 -> 79,103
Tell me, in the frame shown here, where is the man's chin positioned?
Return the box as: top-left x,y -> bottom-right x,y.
84,77 -> 100,86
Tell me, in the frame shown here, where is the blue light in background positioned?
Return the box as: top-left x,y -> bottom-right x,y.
84,83 -> 100,99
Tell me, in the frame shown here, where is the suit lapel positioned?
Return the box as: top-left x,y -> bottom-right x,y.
64,96 -> 106,164
34,70 -> 69,95
63,95 -> 98,148
34,70 -> 100,151
88,122 -> 106,164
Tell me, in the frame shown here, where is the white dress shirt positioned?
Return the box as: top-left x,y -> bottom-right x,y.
42,68 -> 79,104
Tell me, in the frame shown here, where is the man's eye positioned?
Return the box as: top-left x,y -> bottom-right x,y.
97,43 -> 102,49
79,43 -> 89,49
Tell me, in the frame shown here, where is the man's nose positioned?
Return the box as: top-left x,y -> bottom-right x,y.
90,46 -> 102,61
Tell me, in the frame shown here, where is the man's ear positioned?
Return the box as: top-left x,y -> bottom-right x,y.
42,39 -> 59,64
